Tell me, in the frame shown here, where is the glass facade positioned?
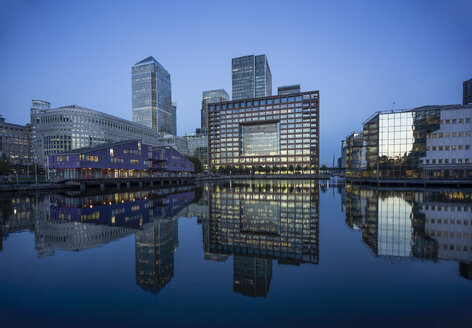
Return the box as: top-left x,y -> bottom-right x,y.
464,78 -> 472,105
30,102 -> 165,165
232,55 -> 272,100
201,89 -> 229,130
132,56 -> 173,134
171,102 -> 177,135
241,123 -> 279,156
344,105 -> 472,180
208,91 -> 319,173
204,180 -> 319,265
184,130 -> 208,165
278,85 -> 301,95
342,184 -> 472,263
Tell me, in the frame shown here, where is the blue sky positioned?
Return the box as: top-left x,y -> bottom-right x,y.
1,0 -> 471,165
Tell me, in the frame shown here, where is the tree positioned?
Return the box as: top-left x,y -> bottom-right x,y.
288,164 -> 295,174
0,154 -> 11,176
272,165 -> 279,174
304,165 -> 310,174
280,166 -> 287,174
184,155 -> 203,174
320,164 -> 328,173
255,165 -> 263,174
296,164 -> 302,173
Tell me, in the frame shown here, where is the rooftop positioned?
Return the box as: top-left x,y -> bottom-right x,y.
134,56 -> 169,74
54,140 -> 141,155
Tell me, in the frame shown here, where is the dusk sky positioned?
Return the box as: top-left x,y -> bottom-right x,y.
1,0 -> 471,165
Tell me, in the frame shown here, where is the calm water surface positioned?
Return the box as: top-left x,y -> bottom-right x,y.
0,180 -> 471,327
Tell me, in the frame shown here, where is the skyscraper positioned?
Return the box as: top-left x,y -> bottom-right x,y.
201,89 -> 229,130
171,102 -> 177,135
278,84 -> 301,95
232,54 -> 272,100
464,78 -> 472,105
132,56 -> 173,134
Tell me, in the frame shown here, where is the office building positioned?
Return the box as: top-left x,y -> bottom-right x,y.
0,115 -> 31,164
204,180 -> 319,264
201,89 -> 230,130
30,100 -> 164,165
171,102 -> 177,135
464,78 -> 472,105
278,85 -> 300,95
203,180 -> 319,296
342,185 -> 472,274
232,54 -> 272,100
156,132 -> 190,156
135,190 -> 194,293
344,104 -> 472,181
132,56 -> 173,134
184,128 -> 208,165
135,219 -> 176,293
208,91 -> 320,173
233,256 -> 272,297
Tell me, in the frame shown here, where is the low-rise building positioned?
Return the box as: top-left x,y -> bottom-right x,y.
0,115 -> 31,164
343,104 -> 472,181
48,140 -> 194,181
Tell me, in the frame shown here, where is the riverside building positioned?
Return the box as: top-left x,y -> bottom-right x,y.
0,115 -> 31,164
30,100 -> 166,165
344,104 -> 472,181
48,140 -> 194,181
207,91 -> 320,173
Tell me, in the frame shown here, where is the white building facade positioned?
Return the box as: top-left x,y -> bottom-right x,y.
30,100 -> 164,165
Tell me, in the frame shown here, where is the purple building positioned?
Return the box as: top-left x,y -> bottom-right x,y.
49,140 -> 194,181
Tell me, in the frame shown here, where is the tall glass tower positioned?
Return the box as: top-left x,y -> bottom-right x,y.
201,89 -> 229,130
232,54 -> 272,100
132,56 -> 173,134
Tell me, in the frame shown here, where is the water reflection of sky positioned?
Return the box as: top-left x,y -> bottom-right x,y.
0,181 -> 471,327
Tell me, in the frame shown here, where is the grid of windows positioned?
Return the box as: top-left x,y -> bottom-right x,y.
132,57 -> 173,133
344,105 -> 472,180
343,185 -> 472,263
31,103 -> 164,165
208,91 -> 319,173
204,181 -> 319,264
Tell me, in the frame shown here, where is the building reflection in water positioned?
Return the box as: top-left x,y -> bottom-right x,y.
201,180 -> 319,297
341,184 -> 472,278
135,191 -> 194,293
0,186 -> 194,292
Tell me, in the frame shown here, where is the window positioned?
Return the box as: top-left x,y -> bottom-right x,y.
130,159 -> 139,164
110,148 -> 114,157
